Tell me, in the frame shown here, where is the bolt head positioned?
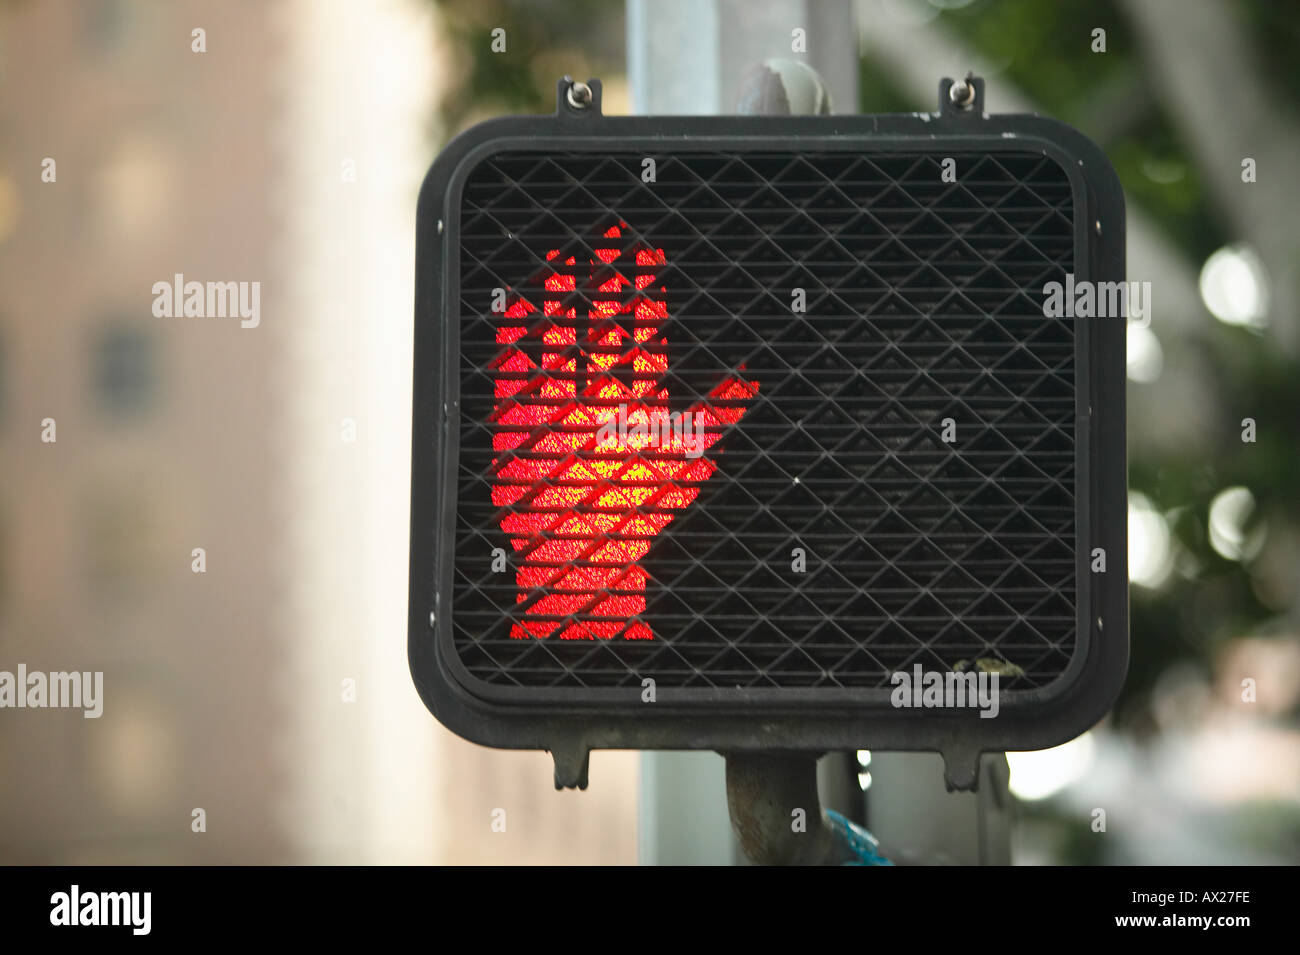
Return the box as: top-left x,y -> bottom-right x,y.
567,81 -> 593,109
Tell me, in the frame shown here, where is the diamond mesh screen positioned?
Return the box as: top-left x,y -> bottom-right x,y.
452,150 -> 1076,694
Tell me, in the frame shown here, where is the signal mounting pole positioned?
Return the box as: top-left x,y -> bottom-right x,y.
627,0 -> 862,866
626,0 -> 1013,866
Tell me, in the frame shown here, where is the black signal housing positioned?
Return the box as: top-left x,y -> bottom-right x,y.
409,79 -> 1128,790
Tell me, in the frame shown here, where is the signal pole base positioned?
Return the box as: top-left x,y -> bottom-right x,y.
723,752 -> 889,865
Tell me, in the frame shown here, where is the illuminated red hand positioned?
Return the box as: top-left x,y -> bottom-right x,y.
489,224 -> 759,640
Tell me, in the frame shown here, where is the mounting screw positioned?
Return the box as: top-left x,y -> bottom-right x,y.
566,79 -> 593,110
949,71 -> 976,109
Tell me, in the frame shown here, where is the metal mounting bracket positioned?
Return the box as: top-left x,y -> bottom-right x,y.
558,76 -> 603,118
939,72 -> 985,117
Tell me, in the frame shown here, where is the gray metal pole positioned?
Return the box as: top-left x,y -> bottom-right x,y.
627,0 -> 1011,866
628,0 -> 858,866
628,0 -> 859,115
870,753 -> 1012,866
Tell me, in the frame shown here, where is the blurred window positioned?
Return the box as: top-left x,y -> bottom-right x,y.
91,325 -> 156,419
84,0 -> 133,57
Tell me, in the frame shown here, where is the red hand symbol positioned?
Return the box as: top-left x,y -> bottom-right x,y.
490,224 -> 758,640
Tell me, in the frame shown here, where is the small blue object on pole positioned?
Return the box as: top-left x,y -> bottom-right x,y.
826,810 -> 894,866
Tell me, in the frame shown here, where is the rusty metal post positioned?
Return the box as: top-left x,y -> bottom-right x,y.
724,753 -> 857,865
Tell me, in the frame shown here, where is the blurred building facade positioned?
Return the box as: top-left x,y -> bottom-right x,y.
0,0 -> 288,863
0,0 -> 636,864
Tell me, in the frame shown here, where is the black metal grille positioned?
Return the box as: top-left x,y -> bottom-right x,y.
452,150 -> 1075,694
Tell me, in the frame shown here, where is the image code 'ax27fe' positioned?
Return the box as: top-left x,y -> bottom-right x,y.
409,77 -> 1128,792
